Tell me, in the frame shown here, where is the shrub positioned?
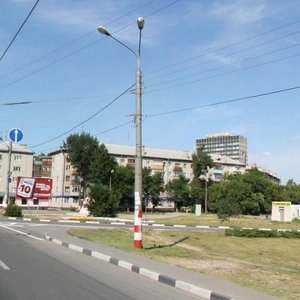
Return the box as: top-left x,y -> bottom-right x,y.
5,202 -> 23,217
225,229 -> 300,239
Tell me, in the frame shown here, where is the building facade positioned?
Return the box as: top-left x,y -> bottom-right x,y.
47,143 -> 246,210
196,133 -> 248,164
0,141 -> 33,206
48,148 -> 81,209
33,154 -> 52,178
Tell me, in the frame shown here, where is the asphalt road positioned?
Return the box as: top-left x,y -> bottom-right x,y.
0,223 -> 201,300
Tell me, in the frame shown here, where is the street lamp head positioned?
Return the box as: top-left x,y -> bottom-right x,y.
97,26 -> 110,36
137,17 -> 145,30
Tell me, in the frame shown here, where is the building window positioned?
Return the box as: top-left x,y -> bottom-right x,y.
21,199 -> 27,205
65,175 -> 70,181
13,166 -> 21,171
64,198 -> 69,203
14,155 -> 22,161
65,186 -> 70,193
33,199 -> 39,205
0,197 -> 3,204
66,165 -> 71,170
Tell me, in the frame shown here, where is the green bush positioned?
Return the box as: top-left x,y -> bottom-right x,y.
225,229 -> 300,239
5,202 -> 23,217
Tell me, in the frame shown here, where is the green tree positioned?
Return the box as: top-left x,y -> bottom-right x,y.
281,179 -> 300,204
165,175 -> 190,210
63,132 -> 99,196
112,165 -> 134,211
90,143 -> 117,185
143,169 -> 164,211
88,184 -> 120,217
192,145 -> 214,178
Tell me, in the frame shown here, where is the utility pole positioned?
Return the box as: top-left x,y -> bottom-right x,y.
5,141 -> 12,206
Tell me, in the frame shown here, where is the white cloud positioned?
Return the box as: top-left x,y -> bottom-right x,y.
209,1 -> 266,25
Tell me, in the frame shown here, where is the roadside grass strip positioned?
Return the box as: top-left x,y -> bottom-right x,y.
44,234 -> 234,300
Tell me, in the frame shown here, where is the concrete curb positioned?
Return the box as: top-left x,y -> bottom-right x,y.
44,234 -> 234,300
7,217 -> 300,232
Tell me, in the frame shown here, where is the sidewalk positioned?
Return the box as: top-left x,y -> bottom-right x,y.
44,227 -> 281,300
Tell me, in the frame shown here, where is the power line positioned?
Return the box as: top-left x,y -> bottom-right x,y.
145,85 -> 300,118
29,83 -> 135,148
0,0 -> 181,91
95,120 -> 133,136
146,17 -> 300,76
145,51 -> 300,94
146,42 -> 300,89
0,0 -> 157,82
0,0 -> 40,63
146,29 -> 300,83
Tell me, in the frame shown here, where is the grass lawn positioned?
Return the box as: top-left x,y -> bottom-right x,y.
151,214 -> 300,230
68,227 -> 300,300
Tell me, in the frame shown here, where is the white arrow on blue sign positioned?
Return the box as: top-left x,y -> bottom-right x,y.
9,128 -> 24,143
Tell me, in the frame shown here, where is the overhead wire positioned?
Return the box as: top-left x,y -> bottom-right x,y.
146,41 -> 300,90
29,83 -> 135,148
0,0 -> 182,91
146,17 -> 300,76
145,50 -> 300,94
0,0 -> 40,63
145,85 -> 300,118
146,28 -> 300,83
0,0 -> 157,81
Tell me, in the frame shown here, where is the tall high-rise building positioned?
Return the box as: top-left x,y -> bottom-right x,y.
196,133 -> 248,164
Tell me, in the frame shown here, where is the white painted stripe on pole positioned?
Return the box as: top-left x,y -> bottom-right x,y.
218,226 -> 230,229
23,218 -> 32,221
86,221 -> 100,224
69,244 -> 84,253
176,281 -> 211,299
174,224 -> 186,228
118,260 -> 133,271
152,224 -> 165,227
242,227 -> 253,230
8,217 -> 17,220
139,268 -> 160,281
91,251 -> 111,262
134,232 -> 142,240
40,219 -> 51,222
111,222 -> 125,225
0,260 -> 10,271
196,225 -> 210,229
0,225 -> 44,241
259,228 -> 272,231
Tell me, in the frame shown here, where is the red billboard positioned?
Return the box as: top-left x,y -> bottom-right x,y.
16,177 -> 52,199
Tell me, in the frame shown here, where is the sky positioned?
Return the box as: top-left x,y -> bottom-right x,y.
1,0 -> 300,184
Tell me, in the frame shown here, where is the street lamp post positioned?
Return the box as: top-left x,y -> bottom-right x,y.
200,168 -> 211,214
98,17 -> 145,248
0,138 -> 12,207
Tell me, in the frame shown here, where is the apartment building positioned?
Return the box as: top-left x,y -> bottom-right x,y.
196,133 -> 248,164
0,141 -> 33,206
48,148 -> 81,209
33,154 -> 52,178
48,143 -> 247,209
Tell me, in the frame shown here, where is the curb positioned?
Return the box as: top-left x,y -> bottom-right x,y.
7,217 -> 300,233
44,234 -> 234,300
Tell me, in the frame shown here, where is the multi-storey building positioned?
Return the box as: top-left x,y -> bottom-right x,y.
48,148 -> 81,209
33,154 -> 52,178
48,143 -> 247,209
196,133 -> 248,164
0,141 -> 33,206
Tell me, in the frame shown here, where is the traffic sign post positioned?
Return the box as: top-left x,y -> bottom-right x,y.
9,128 -> 23,143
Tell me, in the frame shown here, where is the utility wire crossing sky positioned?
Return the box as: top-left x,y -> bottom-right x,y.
1,0 -> 300,183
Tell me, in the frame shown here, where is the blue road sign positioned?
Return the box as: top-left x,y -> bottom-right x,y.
9,128 -> 24,143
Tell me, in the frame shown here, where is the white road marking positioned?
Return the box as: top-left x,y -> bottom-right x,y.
0,260 -> 10,270
0,225 -> 44,241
